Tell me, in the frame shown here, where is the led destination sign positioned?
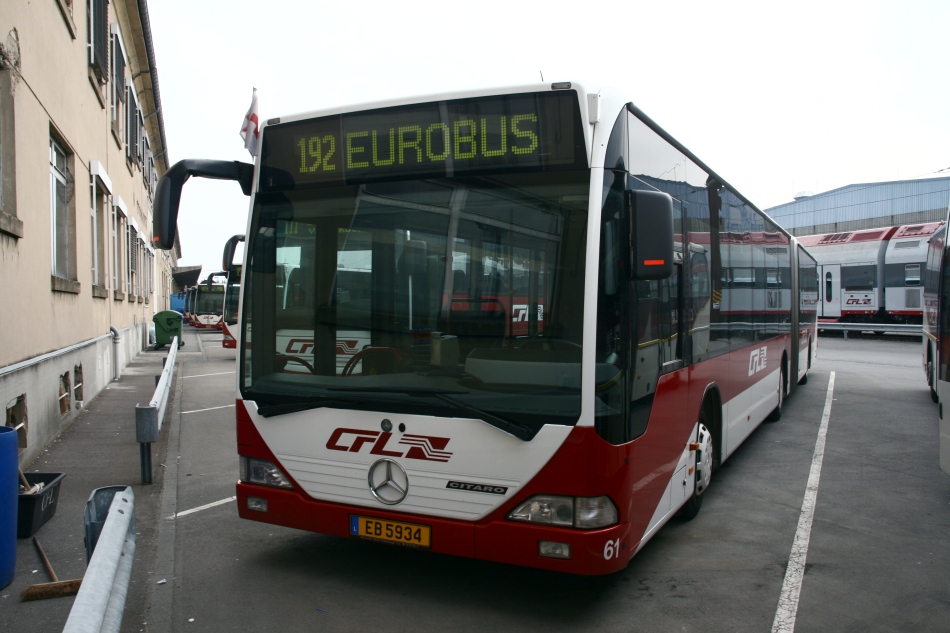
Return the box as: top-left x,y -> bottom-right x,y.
259,91 -> 585,190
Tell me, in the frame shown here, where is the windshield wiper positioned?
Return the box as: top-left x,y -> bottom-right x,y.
327,387 -> 534,440
328,386 -> 469,395
256,396 -> 398,418
431,393 -> 534,441
256,399 -> 351,418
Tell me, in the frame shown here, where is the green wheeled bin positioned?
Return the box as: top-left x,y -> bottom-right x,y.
153,310 -> 184,349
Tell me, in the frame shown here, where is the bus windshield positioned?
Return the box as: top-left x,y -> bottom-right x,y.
196,286 -> 224,314
241,171 -> 589,434
224,272 -> 241,325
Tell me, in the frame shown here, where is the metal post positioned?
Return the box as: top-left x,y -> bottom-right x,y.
139,443 -> 151,485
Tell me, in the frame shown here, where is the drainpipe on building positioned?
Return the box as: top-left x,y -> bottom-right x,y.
109,326 -> 120,381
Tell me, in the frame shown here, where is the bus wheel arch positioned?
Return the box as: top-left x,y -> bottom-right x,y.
768,354 -> 788,422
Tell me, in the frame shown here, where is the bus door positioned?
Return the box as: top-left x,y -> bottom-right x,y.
820,264 -> 841,319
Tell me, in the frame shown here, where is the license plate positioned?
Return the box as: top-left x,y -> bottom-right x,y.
350,515 -> 431,548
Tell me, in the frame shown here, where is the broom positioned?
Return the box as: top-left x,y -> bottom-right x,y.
20,536 -> 82,601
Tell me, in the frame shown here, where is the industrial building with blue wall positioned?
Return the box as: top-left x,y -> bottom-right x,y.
765,177 -> 950,236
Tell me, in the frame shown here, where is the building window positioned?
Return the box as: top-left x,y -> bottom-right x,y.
87,0 -> 109,85
90,164 -> 110,292
50,137 -> 71,279
112,200 -> 125,297
126,86 -> 140,166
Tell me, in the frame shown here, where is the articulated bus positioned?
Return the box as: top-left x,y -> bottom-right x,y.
222,234 -> 246,348
152,82 -> 818,574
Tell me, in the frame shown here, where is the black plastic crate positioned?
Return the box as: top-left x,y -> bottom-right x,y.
17,473 -> 66,538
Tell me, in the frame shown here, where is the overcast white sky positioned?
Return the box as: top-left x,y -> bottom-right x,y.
147,0 -> 950,280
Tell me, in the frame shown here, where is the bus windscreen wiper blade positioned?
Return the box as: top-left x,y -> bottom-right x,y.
257,397 -> 364,418
430,394 -> 534,441
327,386 -> 469,395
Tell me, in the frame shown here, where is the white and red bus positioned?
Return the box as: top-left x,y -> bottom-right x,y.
922,218 -> 950,477
191,277 -> 226,328
153,82 -> 818,574
221,235 -> 245,348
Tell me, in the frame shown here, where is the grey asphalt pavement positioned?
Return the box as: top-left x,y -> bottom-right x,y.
2,331 -> 948,633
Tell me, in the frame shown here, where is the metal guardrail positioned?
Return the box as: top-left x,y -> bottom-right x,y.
135,336 -> 178,484
63,487 -> 135,633
817,322 -> 922,337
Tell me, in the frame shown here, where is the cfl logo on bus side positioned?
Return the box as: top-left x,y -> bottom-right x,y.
748,346 -> 768,376
845,298 -> 872,305
512,305 -> 544,323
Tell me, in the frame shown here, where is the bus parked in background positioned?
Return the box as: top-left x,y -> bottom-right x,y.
222,234 -> 245,349
153,82 -> 818,574
192,276 -> 226,328
183,286 -> 197,325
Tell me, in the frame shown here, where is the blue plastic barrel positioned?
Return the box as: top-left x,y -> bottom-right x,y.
0,425 -> 16,589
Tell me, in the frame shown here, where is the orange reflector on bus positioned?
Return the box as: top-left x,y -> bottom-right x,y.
643,259 -> 665,266
689,442 -> 699,451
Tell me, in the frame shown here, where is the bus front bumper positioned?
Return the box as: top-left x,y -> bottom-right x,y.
236,482 -> 633,575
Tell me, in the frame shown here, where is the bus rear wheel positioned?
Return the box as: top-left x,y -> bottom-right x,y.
767,367 -> 785,422
678,417 -> 713,520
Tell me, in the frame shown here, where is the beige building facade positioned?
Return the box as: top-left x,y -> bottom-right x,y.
0,0 -> 176,465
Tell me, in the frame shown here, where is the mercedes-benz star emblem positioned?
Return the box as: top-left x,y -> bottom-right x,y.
367,458 -> 409,505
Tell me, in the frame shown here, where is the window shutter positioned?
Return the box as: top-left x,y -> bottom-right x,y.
126,86 -> 135,158
91,0 -> 110,83
130,227 -> 138,273
113,33 -> 126,97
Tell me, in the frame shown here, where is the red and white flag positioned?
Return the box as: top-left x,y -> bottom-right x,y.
239,88 -> 260,157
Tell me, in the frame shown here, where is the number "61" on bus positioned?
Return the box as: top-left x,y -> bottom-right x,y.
604,537 -> 621,560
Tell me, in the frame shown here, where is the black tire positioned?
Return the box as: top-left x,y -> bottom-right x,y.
798,373 -> 808,385
767,368 -> 785,422
678,413 -> 713,520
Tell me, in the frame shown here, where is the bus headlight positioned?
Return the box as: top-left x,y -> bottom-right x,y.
507,495 -> 617,529
574,496 -> 618,528
240,456 -> 294,489
508,495 -> 574,526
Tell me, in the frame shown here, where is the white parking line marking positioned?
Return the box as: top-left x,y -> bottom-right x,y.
772,371 -> 836,633
167,496 -> 236,520
181,404 -> 235,415
182,371 -> 236,379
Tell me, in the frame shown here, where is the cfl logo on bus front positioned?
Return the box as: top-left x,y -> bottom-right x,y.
748,346 -> 768,376
326,428 -> 453,462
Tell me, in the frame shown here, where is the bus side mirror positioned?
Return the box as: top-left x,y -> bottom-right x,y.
153,160 -> 254,250
223,234 -> 246,271
626,189 -> 674,280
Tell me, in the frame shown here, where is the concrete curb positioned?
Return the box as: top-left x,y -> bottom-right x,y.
145,342 -> 185,632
